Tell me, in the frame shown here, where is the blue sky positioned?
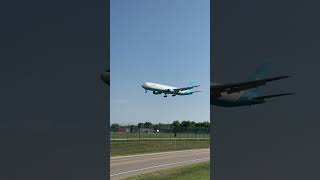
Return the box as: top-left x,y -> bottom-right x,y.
110,0 -> 210,125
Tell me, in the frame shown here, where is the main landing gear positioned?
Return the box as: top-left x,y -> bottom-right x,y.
164,94 -> 167,97
145,90 -> 147,93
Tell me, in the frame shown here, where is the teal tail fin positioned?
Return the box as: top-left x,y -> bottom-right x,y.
248,62 -> 271,81
244,62 -> 271,98
186,80 -> 199,93
188,80 -> 197,86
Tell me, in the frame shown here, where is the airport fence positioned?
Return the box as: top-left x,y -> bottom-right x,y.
110,127 -> 210,141
110,127 -> 210,156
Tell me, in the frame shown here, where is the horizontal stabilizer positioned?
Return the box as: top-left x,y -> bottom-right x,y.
212,75 -> 291,94
252,93 -> 294,100
173,85 -> 200,92
191,90 -> 202,93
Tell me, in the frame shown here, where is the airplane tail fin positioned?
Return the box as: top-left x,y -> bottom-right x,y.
244,62 -> 271,98
248,62 -> 271,81
188,80 -> 197,86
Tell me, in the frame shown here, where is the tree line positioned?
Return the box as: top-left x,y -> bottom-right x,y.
110,120 -> 210,131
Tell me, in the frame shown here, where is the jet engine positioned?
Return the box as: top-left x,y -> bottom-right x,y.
153,91 -> 161,95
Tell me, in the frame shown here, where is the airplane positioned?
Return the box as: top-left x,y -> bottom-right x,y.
100,71 -> 201,97
141,82 -> 201,97
211,65 -> 294,107
101,64 -> 294,106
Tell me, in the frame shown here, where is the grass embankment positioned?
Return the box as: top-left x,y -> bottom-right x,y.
110,139 -> 210,157
124,161 -> 210,180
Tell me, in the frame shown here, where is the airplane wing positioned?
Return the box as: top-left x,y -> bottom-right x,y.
173,85 -> 200,92
252,93 -> 294,100
211,75 -> 290,95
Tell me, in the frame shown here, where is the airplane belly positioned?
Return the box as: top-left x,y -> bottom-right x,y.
144,86 -> 155,91
211,94 -> 265,107
219,92 -> 241,101
211,93 -> 246,107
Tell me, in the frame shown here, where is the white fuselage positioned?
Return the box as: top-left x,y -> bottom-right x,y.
141,82 -> 192,96
211,82 -> 263,107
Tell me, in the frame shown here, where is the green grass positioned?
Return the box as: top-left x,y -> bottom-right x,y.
123,161 -> 210,180
110,139 -> 210,156
110,132 -> 209,139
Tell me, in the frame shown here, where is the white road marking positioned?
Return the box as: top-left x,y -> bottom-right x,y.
110,148 -> 209,160
110,157 -> 209,177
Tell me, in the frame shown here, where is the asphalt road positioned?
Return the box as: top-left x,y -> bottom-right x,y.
110,148 -> 210,180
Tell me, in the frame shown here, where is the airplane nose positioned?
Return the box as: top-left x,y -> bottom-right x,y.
142,82 -> 149,88
100,70 -> 110,85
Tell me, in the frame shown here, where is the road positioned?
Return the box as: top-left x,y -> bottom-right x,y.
110,148 -> 210,180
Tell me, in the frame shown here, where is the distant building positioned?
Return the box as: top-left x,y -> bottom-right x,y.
117,127 -> 130,133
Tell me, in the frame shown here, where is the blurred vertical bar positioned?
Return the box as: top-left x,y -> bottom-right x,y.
105,0 -> 110,178
210,0 -> 215,179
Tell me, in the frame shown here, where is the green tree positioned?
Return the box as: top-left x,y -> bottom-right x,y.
144,122 -> 152,128
138,123 -> 144,129
190,121 -> 196,128
172,120 -> 180,129
181,121 -> 191,128
110,124 -> 119,131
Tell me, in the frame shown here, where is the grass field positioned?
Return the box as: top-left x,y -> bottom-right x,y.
110,132 -> 209,139
123,161 -> 210,180
110,139 -> 210,156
